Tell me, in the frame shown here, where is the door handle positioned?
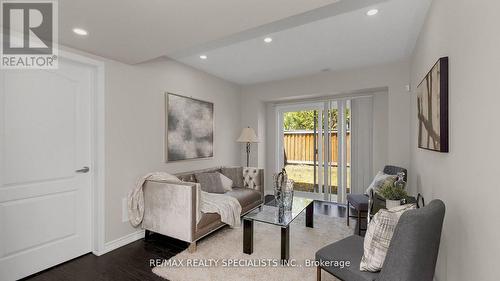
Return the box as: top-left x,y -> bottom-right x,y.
76,166 -> 90,173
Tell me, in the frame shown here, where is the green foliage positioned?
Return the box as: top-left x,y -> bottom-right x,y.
283,109 -> 350,131
284,110 -> 316,130
378,179 -> 408,200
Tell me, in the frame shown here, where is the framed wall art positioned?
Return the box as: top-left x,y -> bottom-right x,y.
416,57 -> 449,152
165,93 -> 214,161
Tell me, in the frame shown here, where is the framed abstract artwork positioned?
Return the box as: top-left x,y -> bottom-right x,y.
165,93 -> 214,161
416,57 -> 449,152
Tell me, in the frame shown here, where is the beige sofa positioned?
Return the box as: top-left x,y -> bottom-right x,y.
142,166 -> 264,251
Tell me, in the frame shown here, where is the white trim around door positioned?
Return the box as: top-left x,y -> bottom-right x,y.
58,50 -> 106,256
274,98 -> 353,204
0,50 -> 106,280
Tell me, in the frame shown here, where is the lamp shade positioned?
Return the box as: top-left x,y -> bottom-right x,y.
237,127 -> 258,143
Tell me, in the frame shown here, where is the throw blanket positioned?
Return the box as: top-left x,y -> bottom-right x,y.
128,172 -> 180,227
200,191 -> 241,227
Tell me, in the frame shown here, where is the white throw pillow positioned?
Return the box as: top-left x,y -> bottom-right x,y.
365,171 -> 395,195
218,172 -> 233,191
360,203 -> 416,272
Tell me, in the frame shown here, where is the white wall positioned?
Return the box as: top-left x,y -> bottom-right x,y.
103,58 -> 242,242
409,0 -> 500,280
241,61 -> 411,194
59,45 -> 243,243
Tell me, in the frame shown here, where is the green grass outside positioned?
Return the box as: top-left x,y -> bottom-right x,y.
284,164 -> 351,194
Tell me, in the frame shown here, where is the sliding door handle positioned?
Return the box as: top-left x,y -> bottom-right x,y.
76,166 -> 90,173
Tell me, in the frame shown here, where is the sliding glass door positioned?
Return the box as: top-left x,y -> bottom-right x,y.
279,104 -> 323,200
277,99 -> 351,203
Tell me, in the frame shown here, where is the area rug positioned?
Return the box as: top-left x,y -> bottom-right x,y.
153,214 -> 355,281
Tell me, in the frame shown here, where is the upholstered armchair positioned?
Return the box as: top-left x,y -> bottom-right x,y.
346,165 -> 408,235
317,200 -> 446,281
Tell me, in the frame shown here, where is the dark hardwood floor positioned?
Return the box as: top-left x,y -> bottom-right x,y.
24,196 -> 361,281
23,234 -> 187,281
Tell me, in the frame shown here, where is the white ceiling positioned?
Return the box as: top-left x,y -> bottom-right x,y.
174,0 -> 432,84
58,0 -> 340,64
58,0 -> 432,85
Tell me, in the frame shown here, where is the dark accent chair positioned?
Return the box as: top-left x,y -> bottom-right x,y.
346,165 -> 408,235
316,199 -> 445,281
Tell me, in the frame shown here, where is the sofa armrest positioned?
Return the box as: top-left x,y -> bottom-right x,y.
243,167 -> 265,203
142,180 -> 200,242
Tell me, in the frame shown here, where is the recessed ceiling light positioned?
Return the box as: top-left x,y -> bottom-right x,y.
366,9 -> 379,16
264,37 -> 273,43
199,55 -> 208,60
72,28 -> 88,36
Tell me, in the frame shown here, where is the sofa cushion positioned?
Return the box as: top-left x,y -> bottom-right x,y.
195,212 -> 224,239
225,187 -> 262,210
197,212 -> 221,230
195,187 -> 262,239
316,235 -> 379,281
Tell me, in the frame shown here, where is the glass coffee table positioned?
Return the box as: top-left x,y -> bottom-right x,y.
242,197 -> 314,261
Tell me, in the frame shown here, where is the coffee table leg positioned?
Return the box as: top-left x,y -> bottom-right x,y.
306,201 -> 314,228
243,219 -> 253,255
281,226 -> 290,262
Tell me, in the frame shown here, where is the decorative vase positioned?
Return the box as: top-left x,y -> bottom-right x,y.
273,168 -> 294,213
282,186 -> 294,211
386,199 -> 402,209
273,169 -> 286,208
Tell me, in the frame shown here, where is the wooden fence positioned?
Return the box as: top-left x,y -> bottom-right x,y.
284,131 -> 350,165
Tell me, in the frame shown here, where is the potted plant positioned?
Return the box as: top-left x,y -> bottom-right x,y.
377,179 -> 408,209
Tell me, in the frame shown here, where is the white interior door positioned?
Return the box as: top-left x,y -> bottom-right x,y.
0,58 -> 93,280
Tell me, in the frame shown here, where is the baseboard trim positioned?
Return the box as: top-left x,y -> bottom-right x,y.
93,229 -> 145,256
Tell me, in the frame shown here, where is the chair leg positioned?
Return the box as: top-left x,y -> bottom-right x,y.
358,210 -> 362,235
317,266 -> 322,281
346,202 -> 350,226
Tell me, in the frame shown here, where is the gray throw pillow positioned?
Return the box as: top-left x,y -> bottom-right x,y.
195,173 -> 226,194
221,167 -> 244,188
